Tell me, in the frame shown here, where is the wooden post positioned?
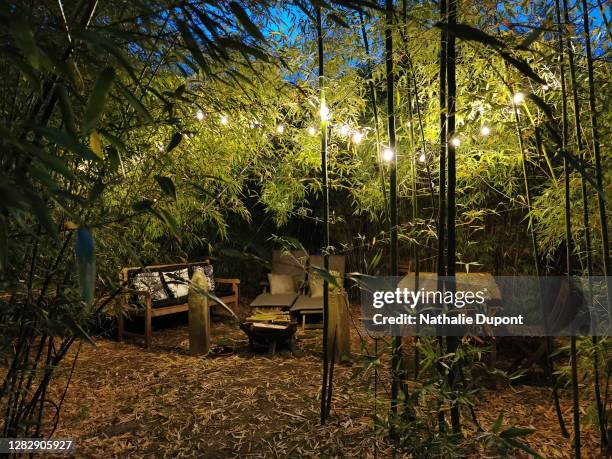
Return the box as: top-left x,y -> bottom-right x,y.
189,270 -> 210,355
327,287 -> 350,362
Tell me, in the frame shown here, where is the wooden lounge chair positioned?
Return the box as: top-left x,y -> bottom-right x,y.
249,250 -> 307,312
290,254 -> 346,328
117,261 -> 240,349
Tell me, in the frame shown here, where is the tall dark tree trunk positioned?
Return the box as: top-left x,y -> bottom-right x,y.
385,0 -> 401,425
445,0 -> 461,435
317,6 -> 331,426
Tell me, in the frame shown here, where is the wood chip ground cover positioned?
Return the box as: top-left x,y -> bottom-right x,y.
46,315 -> 601,458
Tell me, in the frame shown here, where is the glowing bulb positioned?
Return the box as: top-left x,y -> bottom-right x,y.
320,104 -> 330,121
480,125 -> 491,136
196,110 -> 204,121
220,115 -> 228,125
308,126 -> 316,136
351,131 -> 363,144
338,124 -> 350,137
450,137 -> 461,147
276,124 -> 285,134
382,147 -> 394,162
418,152 -> 426,163
406,121 -> 412,128
542,84 -> 549,91
513,92 -> 525,105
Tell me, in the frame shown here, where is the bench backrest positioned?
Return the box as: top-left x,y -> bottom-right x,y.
120,260 -> 210,286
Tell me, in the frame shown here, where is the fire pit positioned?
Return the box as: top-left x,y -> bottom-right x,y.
240,321 -> 298,355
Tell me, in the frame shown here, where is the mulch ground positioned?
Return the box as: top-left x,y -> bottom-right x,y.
48,308 -> 602,458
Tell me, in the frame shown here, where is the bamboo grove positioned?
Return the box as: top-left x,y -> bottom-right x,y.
0,0 -> 610,456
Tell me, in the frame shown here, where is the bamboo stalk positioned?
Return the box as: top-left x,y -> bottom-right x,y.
445,0 -> 461,435
316,6 -> 331,426
385,0 -> 401,426
579,0 -> 609,449
358,10 -> 388,218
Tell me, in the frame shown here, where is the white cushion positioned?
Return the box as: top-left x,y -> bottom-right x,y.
268,273 -> 295,295
133,272 -> 167,301
163,268 -> 189,298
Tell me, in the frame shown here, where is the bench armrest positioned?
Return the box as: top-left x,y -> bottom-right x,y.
214,278 -> 240,284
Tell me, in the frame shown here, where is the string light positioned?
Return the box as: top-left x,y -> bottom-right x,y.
382,147 -> 394,162
320,104 -> 330,121
418,152 -> 426,163
450,137 -> 461,147
338,125 -> 350,137
276,124 -> 285,134
308,126 -> 316,136
351,131 -> 363,144
513,92 -> 525,105
480,125 -> 491,136
406,121 -> 412,128
220,115 -> 228,125
196,110 -> 204,121
542,84 -> 549,91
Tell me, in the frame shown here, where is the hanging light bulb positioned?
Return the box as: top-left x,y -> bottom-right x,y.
382,147 -> 395,162
542,84 -> 549,91
450,136 -> 461,147
308,126 -> 316,136
418,152 -> 426,163
320,104 -> 330,121
196,110 -> 205,121
406,121 -> 412,128
338,124 -> 350,137
351,131 -> 363,144
513,92 -> 525,105
276,124 -> 285,134
480,125 -> 491,136
220,114 -> 228,125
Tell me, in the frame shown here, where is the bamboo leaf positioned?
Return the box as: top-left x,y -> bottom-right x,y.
1,46 -> 41,93
82,67 -> 116,134
498,51 -> 546,84
229,2 -> 266,41
9,14 -> 40,69
57,84 -> 78,136
434,22 -> 505,48
35,126 -> 100,162
329,13 -> 350,28
23,189 -> 57,236
166,132 -> 183,153
89,130 -> 104,159
492,412 -> 504,433
155,175 -> 177,201
176,19 -> 211,75
74,30 -> 138,81
500,427 -> 535,439
116,82 -> 154,123
132,199 -> 154,212
60,314 -> 96,345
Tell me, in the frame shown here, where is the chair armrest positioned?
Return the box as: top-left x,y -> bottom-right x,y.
214,278 -> 240,284
117,288 -> 152,298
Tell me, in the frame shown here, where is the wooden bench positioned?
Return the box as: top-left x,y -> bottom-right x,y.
117,261 -> 239,349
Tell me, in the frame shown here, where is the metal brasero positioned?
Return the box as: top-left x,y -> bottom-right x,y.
359,275 -> 611,337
